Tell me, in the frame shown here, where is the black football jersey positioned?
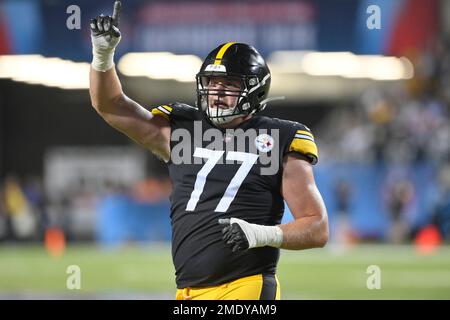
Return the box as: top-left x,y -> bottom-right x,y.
150,102 -> 319,288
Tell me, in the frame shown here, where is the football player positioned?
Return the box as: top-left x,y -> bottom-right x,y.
90,1 -> 328,300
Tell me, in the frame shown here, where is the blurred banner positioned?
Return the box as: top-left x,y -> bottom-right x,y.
0,0 -> 439,60
44,147 -> 147,202
0,0 -> 317,59
354,0 -> 439,56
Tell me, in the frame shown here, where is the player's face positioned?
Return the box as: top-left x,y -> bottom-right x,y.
206,76 -> 242,111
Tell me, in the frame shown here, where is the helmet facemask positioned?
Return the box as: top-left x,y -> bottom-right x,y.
196,75 -> 253,127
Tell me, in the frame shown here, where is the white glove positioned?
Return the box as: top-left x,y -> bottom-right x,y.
219,217 -> 284,252
90,1 -> 122,72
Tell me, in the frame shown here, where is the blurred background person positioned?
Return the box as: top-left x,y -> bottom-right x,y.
430,163 -> 450,241
3,175 -> 37,241
332,179 -> 356,245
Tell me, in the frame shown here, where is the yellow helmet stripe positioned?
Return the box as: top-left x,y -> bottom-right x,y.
214,42 -> 236,65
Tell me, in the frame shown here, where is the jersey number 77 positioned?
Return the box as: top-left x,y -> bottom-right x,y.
185,147 -> 259,213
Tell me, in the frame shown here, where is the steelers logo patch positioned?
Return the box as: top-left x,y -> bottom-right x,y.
255,134 -> 274,153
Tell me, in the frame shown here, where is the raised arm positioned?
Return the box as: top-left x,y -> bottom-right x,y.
89,1 -> 170,161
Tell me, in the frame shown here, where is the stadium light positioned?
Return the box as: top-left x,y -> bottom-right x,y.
0,55 -> 90,89
117,52 -> 202,82
268,51 -> 414,81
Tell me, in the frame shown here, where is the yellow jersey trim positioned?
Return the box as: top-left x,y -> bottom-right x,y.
289,138 -> 318,160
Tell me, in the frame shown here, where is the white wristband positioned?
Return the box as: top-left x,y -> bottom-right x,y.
230,218 -> 284,249
90,32 -> 120,72
91,49 -> 115,72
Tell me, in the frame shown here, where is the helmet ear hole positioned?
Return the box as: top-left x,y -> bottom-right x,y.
200,76 -> 210,87
258,91 -> 265,99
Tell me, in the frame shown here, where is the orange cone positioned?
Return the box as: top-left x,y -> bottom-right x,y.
414,225 -> 442,255
45,228 -> 66,257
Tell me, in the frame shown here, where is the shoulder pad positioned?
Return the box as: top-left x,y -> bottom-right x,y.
288,122 -> 318,165
151,102 -> 199,121
254,117 -> 319,165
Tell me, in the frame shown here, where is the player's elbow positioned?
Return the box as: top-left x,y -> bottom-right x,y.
90,93 -> 123,119
316,217 -> 329,248
316,225 -> 328,248
89,95 -> 108,115
90,101 -> 111,123
90,99 -> 103,114
92,103 -> 110,120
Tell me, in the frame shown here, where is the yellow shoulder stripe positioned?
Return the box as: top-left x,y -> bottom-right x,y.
214,42 -> 236,65
296,130 -> 314,139
289,139 -> 318,161
161,105 -> 173,112
151,108 -> 169,121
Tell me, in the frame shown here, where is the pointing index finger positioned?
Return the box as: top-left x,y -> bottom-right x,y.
112,0 -> 121,27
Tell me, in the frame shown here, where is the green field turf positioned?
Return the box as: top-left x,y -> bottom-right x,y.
0,243 -> 449,299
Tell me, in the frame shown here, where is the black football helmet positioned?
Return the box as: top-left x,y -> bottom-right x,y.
196,42 -> 271,127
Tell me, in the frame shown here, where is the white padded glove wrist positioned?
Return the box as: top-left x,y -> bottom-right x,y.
91,34 -> 120,72
230,217 -> 284,248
